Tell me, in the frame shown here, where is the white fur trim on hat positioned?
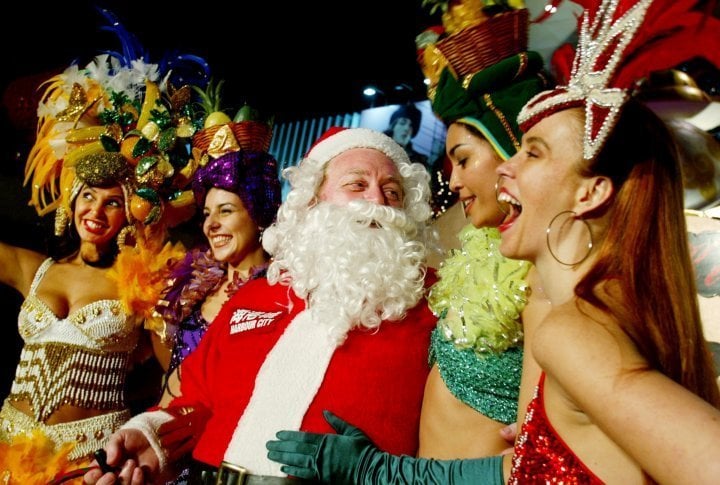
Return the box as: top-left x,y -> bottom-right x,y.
307,127 -> 411,169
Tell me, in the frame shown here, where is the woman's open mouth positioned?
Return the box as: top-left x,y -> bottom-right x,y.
497,191 -> 521,232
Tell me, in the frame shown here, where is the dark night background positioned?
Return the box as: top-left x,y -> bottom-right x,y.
1,1 -> 434,121
0,0 -> 439,396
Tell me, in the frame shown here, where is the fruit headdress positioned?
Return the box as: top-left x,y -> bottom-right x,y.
414,0 -> 549,216
25,7 -> 210,236
154,82 -> 281,336
23,7 -> 211,334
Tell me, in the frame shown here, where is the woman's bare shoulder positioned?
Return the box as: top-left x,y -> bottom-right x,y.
0,241 -> 47,292
533,298 -> 644,386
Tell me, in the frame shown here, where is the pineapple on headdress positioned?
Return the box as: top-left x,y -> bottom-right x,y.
191,79 -> 274,159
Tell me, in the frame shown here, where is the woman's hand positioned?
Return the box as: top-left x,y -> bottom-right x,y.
266,410 -> 375,483
83,429 -> 158,484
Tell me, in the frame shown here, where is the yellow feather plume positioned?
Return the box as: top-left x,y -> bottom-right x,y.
107,225 -> 187,339
0,429 -> 89,484
24,75 -> 108,217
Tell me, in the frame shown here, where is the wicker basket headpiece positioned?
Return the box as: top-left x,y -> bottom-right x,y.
192,120 -> 273,155
419,8 -> 530,98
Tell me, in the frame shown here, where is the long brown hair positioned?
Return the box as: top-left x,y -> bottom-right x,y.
576,99 -> 720,406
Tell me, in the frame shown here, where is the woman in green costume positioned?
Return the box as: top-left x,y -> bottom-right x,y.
269,0 -> 550,467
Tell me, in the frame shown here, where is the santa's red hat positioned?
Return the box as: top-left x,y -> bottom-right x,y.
307,127 -> 411,169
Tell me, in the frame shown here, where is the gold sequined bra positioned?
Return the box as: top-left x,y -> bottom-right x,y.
8,258 -> 140,423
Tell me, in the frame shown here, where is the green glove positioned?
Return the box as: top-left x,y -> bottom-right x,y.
266,410 -> 505,484
266,410 -> 369,483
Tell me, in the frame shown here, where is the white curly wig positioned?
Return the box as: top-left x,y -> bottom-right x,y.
262,127 -> 438,343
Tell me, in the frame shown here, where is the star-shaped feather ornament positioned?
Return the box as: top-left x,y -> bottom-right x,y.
518,0 -> 652,160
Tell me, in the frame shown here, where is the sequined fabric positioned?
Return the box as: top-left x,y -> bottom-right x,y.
508,373 -> 603,484
0,401 -> 130,461
18,259 -> 138,352
430,327 -> 522,424
168,309 -> 209,374
8,343 -> 130,422
166,265 -> 267,375
9,259 -> 138,422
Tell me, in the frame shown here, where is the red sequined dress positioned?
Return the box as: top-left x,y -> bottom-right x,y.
508,372 -> 604,484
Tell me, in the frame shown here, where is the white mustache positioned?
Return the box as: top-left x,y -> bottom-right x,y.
329,200 -> 415,233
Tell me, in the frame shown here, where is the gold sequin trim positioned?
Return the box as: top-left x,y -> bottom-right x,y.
461,71 -> 476,90
515,52 -> 528,78
0,401 -> 130,461
7,343 -> 130,423
483,93 -> 520,150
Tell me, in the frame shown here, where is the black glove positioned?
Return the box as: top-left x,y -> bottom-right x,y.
266,410 -> 505,484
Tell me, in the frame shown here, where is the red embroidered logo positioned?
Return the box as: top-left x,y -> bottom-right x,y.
229,309 -> 283,334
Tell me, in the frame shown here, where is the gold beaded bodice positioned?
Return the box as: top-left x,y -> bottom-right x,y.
8,258 -> 139,423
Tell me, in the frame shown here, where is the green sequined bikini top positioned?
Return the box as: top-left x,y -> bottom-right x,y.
427,225 -> 530,423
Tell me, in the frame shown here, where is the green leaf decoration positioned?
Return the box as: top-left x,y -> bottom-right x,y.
136,155 -> 159,176
132,137 -> 152,158
192,78 -> 225,116
157,127 -> 177,152
99,134 -> 120,152
150,108 -> 172,130
136,186 -> 160,203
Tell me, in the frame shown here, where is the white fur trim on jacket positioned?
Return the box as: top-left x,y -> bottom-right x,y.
307,127 -> 411,169
119,409 -> 173,473
224,309 -> 339,476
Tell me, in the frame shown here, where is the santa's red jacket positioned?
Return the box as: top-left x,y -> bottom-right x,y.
168,274 -> 437,471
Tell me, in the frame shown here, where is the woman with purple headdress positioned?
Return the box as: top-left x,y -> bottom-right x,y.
156,113 -> 281,399
149,104 -> 280,484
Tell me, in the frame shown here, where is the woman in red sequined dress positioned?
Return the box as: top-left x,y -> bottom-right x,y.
263,0 -> 720,483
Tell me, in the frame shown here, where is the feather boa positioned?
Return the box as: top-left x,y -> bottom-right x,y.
156,246 -> 268,329
0,429 -> 90,484
107,226 -> 187,339
427,225 -> 530,354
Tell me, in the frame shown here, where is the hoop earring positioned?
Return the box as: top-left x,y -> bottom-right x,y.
546,210 -> 593,266
117,225 -> 137,249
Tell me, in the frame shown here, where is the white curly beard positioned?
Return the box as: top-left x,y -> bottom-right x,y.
263,199 -> 427,343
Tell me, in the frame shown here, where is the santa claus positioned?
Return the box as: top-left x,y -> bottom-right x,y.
85,127 -> 440,484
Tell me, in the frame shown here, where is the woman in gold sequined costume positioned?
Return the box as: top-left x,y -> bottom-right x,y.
0,154 -> 143,470
0,8 -> 207,482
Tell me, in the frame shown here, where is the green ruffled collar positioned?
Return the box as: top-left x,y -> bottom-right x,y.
428,225 -> 530,355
